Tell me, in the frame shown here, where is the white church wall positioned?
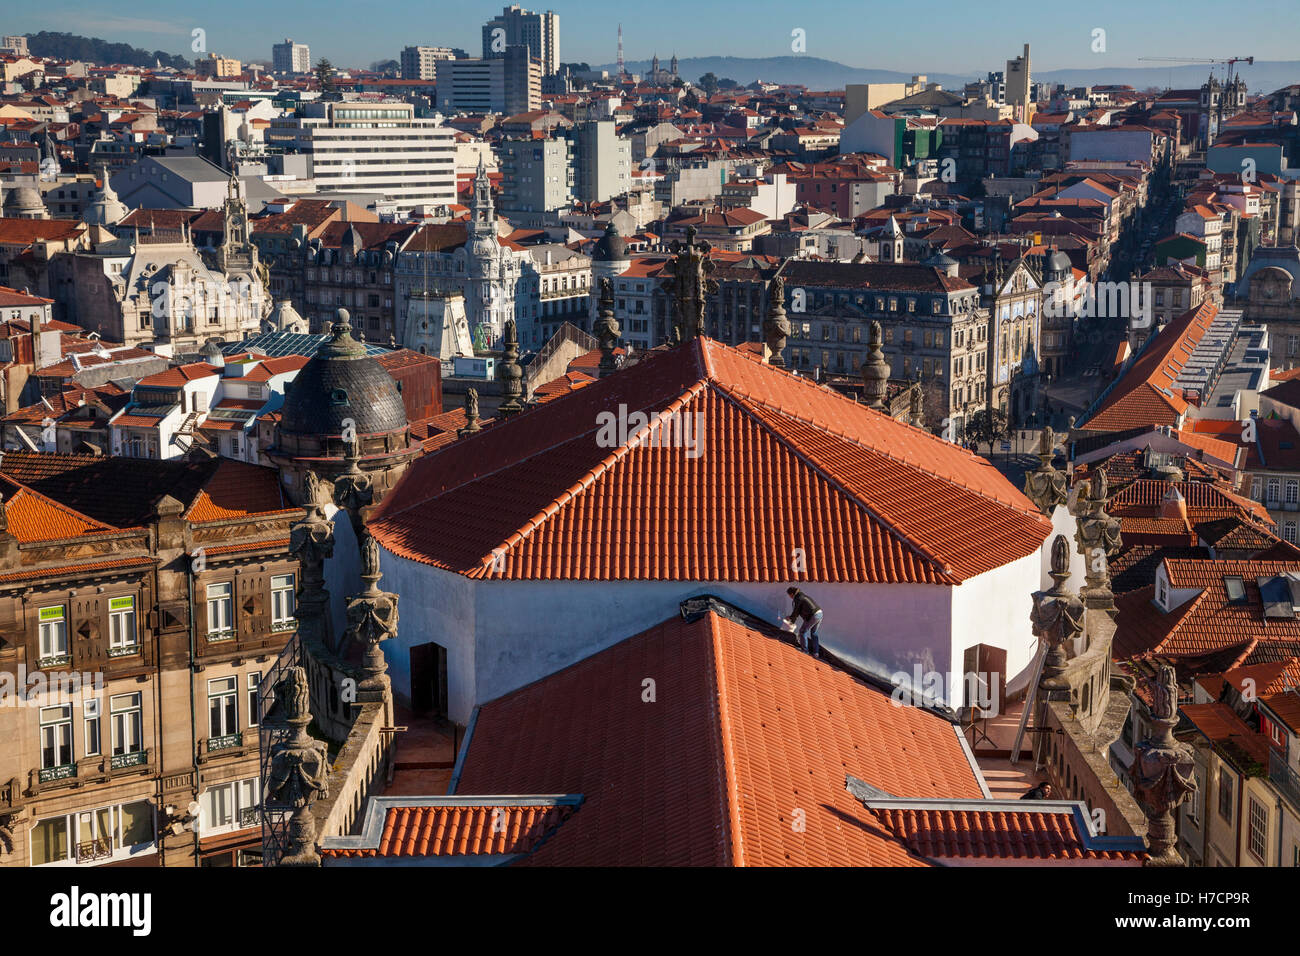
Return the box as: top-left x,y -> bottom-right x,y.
949,547 -> 1043,706
376,544 -> 989,724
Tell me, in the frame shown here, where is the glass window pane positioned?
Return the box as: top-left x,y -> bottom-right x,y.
31,817 -> 68,865
119,801 -> 153,847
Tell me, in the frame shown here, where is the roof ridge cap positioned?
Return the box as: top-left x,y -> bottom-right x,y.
706,612 -> 746,868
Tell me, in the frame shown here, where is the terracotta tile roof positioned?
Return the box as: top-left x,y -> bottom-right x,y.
134,362 -> 220,388
1082,301 -> 1218,432
370,338 -> 1049,583
455,607 -> 986,866
321,802 -> 578,858
201,537 -> 291,556
0,555 -> 156,585
1180,702 -> 1272,770
0,475 -> 118,542
1116,559 -> 1300,660
870,804 -> 1145,862
1109,479 -> 1271,526
240,354 -> 309,382
185,459 -> 295,523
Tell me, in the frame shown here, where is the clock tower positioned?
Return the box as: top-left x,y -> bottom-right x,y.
217,172 -> 257,275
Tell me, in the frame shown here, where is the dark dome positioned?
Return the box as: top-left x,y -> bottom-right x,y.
591,220 -> 626,262
1046,249 -> 1072,274
279,309 -> 408,437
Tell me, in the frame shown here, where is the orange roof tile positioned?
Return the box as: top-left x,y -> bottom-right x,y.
370,338 -> 1049,583
1082,301 -> 1218,432
321,802 -> 578,858
184,459 -> 295,523
455,607 -> 986,866
870,804 -> 1145,862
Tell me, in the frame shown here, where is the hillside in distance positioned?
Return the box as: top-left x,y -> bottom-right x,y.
604,55 -> 1300,95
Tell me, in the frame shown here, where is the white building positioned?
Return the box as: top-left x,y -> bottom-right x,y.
272,38 -> 311,74
400,45 -> 455,80
267,102 -> 456,215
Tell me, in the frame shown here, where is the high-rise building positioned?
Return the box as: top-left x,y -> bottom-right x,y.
400,45 -> 455,80
272,38 -> 311,74
569,120 -> 632,204
1,36 -> 29,57
435,47 -> 540,116
266,102 -> 456,214
481,4 -> 559,77
499,138 -> 573,226
1005,43 -> 1031,123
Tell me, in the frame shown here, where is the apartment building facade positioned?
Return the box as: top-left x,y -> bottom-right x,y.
0,453 -> 301,868
267,102 -> 456,214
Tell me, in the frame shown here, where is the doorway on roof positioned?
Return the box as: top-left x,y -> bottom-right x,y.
409,641 -> 448,718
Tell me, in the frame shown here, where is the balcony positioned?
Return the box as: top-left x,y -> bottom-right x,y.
238,805 -> 261,829
39,763 -> 76,784
38,654 -> 70,669
1269,749 -> 1300,812
206,629 -> 236,644
270,619 -> 298,634
110,750 -> 147,770
108,643 -> 140,658
207,732 -> 243,753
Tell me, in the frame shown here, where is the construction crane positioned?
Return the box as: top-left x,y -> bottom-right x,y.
1138,55 -> 1254,85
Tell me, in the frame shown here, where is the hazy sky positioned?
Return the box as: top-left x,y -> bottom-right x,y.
9,0 -> 1297,73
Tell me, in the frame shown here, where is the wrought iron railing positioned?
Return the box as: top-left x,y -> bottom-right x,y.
110,750 -> 147,770
206,629 -> 236,643
239,805 -> 261,829
1269,749 -> 1300,812
76,839 -> 112,863
38,655 -> 70,669
208,732 -> 243,753
108,644 -> 140,658
38,763 -> 76,784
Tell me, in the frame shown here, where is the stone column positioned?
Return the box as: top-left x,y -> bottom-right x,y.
288,471 -> 336,653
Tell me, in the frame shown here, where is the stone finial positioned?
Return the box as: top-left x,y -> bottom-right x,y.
762,275 -> 790,367
1074,466 -> 1122,616
498,318 -> 524,416
1031,533 -> 1085,687
667,225 -> 717,345
264,666 -> 329,867
344,532 -> 400,693
1130,664 -> 1197,866
909,375 -> 925,426
594,277 -> 621,378
1024,426 -> 1068,515
861,321 -> 889,410
458,387 -> 482,437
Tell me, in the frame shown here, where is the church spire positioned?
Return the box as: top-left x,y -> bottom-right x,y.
470,154 -> 495,235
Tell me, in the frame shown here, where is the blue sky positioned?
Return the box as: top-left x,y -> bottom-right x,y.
9,0 -> 1298,72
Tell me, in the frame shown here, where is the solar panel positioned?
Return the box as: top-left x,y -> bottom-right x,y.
224,331 -> 392,359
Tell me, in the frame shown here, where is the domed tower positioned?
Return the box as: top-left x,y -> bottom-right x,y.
83,165 -> 128,226
268,308 -> 419,505
2,185 -> 49,220
589,220 -> 629,331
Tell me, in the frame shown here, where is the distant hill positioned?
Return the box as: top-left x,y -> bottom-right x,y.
22,31 -> 191,70
602,56 -> 1300,97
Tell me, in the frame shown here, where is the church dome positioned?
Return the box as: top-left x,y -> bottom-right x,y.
265,298 -> 307,333
592,221 -> 627,262
279,309 -> 408,438
3,185 -> 48,219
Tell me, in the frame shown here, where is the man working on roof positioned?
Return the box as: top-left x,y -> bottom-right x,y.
783,587 -> 823,657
